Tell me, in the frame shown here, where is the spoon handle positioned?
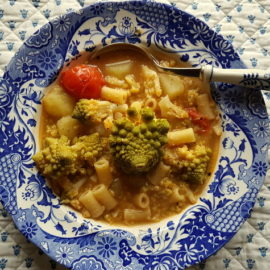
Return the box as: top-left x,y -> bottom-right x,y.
202,65 -> 270,90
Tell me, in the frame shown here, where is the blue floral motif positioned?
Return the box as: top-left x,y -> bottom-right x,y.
257,221 -> 266,231
105,16 -> 141,44
19,31 -> 27,41
252,121 -> 270,138
235,247 -> 242,255
246,258 -> 255,269
21,222 -> 38,239
223,91 -> 245,109
222,137 -> 234,149
252,161 -> 267,176
258,247 -> 268,257
25,257 -> 33,268
12,245 -> 21,256
247,233 -> 254,243
112,229 -> 129,238
152,259 -> 171,270
55,246 -> 74,265
97,237 -> 117,258
71,255 -> 105,270
22,178 -> 42,201
64,211 -> 77,223
257,196 -> 266,207
90,3 -> 105,15
189,22 -> 210,40
53,15 -> 71,32
0,259 -> 8,270
38,50 -> 57,70
1,231 -> 9,242
0,78 -> 13,107
219,179 -> 239,195
25,23 -> 52,48
20,9 -> 28,19
223,258 -> 231,268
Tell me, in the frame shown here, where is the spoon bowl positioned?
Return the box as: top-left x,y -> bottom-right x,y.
90,42 -> 270,90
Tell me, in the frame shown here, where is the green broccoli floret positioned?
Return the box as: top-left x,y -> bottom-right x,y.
33,133 -> 106,179
72,99 -> 116,123
109,110 -> 170,175
164,145 -> 211,185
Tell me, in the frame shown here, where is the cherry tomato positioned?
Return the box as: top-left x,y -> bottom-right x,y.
60,64 -> 105,99
187,108 -> 211,134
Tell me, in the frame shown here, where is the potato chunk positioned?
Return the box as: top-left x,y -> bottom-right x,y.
43,85 -> 75,118
159,73 -> 185,99
105,60 -> 133,78
56,115 -> 83,140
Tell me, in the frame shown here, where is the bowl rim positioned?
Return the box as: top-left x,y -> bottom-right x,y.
0,1 -> 269,269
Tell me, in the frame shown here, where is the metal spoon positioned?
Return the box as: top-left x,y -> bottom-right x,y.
90,42 -> 270,90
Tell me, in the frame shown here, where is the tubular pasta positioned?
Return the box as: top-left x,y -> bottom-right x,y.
124,208 -> 151,223
167,128 -> 196,146
94,158 -> 113,186
133,193 -> 150,209
184,186 -> 197,204
144,96 -> 158,111
169,186 -> 185,204
79,190 -> 105,218
148,162 -> 170,185
92,184 -> 118,211
101,86 -> 128,105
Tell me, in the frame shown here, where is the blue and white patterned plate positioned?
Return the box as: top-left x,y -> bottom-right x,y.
0,1 -> 269,269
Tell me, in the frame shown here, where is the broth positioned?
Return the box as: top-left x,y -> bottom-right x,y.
35,48 -> 221,225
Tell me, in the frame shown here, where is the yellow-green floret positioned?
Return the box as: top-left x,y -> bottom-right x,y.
72,99 -> 116,123
164,145 -> 212,185
109,110 -> 170,175
33,133 -> 106,179
72,133 -> 107,165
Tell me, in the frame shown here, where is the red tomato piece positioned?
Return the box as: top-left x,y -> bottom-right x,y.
187,108 -> 211,134
187,108 -> 201,120
60,64 -> 105,99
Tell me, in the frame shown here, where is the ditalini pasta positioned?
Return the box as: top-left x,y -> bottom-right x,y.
144,96 -> 158,111
101,86 -> 128,104
79,190 -> 105,218
94,158 -> 113,186
133,193 -> 150,209
169,186 -> 185,204
124,208 -> 151,222
167,128 -> 196,145
35,47 -> 221,225
148,162 -> 170,185
92,184 -> 117,211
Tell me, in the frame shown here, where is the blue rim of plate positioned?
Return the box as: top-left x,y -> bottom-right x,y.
0,1 -> 269,269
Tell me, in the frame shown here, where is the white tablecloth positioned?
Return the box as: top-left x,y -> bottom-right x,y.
0,0 -> 269,269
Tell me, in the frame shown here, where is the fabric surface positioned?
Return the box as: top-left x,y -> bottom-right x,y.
0,0 -> 269,269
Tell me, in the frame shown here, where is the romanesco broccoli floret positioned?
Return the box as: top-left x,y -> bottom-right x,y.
33,133 -> 106,179
109,109 -> 170,175
72,99 -> 116,123
164,144 -> 212,185
33,136 -> 78,179
140,108 -> 154,122
72,133 -> 107,165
